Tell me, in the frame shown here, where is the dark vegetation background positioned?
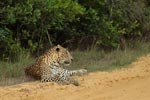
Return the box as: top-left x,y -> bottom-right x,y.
0,0 -> 150,61
0,0 -> 150,85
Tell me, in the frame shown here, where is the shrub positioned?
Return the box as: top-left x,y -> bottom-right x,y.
0,0 -> 150,60
0,0 -> 85,60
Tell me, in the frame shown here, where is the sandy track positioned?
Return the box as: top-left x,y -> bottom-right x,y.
1,55 -> 150,100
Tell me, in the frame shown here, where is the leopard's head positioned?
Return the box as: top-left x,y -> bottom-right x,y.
49,45 -> 73,67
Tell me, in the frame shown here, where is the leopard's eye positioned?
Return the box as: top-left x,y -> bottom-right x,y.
55,47 -> 60,52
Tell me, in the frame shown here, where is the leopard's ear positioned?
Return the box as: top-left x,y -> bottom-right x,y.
56,44 -> 61,48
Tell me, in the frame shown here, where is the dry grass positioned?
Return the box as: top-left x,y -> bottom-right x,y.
70,41 -> 150,71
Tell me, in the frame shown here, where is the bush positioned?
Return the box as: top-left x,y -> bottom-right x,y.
0,0 -> 85,60
0,0 -> 150,60
77,0 -> 143,48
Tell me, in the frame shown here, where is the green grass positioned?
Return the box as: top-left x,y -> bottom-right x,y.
0,41 -> 150,85
70,41 -> 150,72
0,52 -> 34,85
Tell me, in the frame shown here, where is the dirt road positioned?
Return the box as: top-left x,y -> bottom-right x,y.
1,55 -> 150,100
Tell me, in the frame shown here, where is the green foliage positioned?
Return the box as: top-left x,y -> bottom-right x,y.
0,0 -> 85,60
77,0 -> 143,48
0,0 -> 150,60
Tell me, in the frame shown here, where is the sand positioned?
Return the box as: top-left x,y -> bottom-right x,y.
1,55 -> 150,100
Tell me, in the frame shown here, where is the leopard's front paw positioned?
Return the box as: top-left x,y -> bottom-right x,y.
79,69 -> 87,75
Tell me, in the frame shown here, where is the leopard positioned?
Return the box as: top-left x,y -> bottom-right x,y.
25,44 -> 87,86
